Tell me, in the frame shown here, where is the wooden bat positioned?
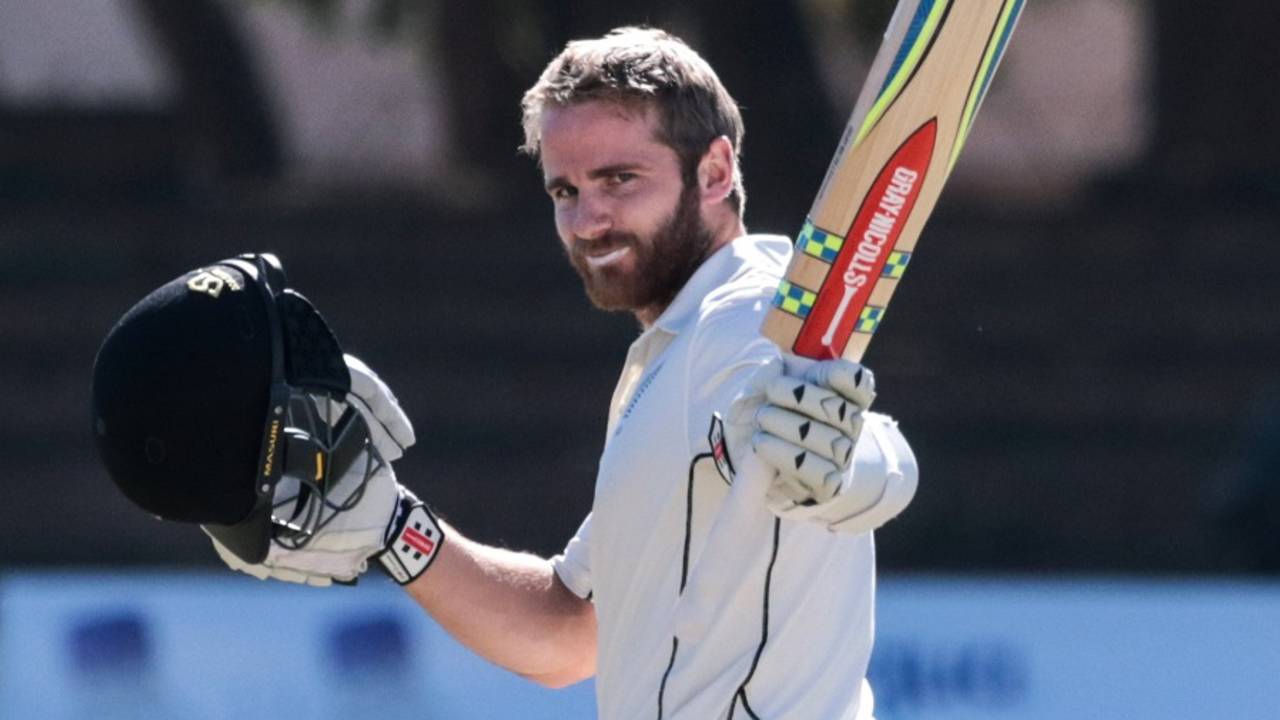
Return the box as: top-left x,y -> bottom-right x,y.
677,0 -> 1024,643
763,0 -> 1025,361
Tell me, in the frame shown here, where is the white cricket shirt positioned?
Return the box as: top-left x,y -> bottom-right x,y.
553,234 -> 907,719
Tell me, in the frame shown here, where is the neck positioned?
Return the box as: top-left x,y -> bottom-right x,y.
706,210 -> 747,256
634,305 -> 664,328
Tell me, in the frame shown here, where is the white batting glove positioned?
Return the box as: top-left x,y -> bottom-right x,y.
754,357 -> 875,508
209,356 -> 442,586
208,456 -> 408,586
732,356 -> 916,533
343,354 -> 415,462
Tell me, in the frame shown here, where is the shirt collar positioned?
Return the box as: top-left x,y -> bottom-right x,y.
650,234 -> 788,336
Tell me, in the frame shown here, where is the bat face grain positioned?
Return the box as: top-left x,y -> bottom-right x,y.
763,0 -> 1025,361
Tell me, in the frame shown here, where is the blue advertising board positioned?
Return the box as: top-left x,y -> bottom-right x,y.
2,573 -> 1278,719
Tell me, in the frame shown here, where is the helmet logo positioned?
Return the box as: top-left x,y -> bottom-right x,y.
261,418 -> 282,477
187,268 -> 243,298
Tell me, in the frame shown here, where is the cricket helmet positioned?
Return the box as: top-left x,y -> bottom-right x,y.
91,254 -> 368,564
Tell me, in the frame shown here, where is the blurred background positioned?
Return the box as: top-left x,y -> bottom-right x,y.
2,0 -> 1278,717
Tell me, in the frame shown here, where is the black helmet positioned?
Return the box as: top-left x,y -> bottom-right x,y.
91,254 -> 366,563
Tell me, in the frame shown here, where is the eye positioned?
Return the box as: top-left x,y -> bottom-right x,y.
607,172 -> 637,187
548,185 -> 576,202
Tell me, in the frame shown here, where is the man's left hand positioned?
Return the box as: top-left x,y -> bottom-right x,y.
751,358 -> 875,510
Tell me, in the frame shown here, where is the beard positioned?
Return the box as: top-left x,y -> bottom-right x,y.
566,179 -> 715,318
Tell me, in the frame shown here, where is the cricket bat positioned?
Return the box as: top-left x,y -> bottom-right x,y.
763,0 -> 1024,361
677,0 -> 1024,642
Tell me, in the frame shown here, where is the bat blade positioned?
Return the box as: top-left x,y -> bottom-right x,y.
677,1 -> 1025,645
762,0 -> 1025,361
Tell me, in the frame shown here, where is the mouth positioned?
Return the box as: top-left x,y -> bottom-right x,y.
582,246 -> 630,269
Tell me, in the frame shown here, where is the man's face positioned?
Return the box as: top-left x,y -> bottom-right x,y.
539,100 -> 713,322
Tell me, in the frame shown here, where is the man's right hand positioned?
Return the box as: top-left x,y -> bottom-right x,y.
209,355 -> 443,587
343,354 -> 415,462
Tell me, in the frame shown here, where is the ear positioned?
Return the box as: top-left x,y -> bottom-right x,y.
696,136 -> 737,206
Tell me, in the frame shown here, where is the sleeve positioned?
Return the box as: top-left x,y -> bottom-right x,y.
550,513 -> 593,600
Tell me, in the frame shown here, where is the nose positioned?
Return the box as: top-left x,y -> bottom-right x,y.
568,193 -> 611,242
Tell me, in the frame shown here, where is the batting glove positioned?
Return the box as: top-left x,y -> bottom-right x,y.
208,356 -> 443,586
733,356 -> 916,533
343,354 -> 415,462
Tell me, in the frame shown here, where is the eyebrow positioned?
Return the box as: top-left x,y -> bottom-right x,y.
544,163 -> 645,193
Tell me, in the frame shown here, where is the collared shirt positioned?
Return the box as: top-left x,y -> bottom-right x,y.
554,234 -> 897,720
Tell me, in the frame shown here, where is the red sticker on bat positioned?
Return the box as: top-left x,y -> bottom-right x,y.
793,119 -> 937,359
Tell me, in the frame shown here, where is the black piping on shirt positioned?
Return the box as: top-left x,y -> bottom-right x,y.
727,518 -> 781,720
658,451 -> 713,719
658,453 -> 781,719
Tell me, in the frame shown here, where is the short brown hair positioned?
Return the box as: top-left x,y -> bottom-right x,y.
520,27 -> 746,215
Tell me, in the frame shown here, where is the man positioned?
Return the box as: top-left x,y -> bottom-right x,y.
94,27 -> 917,720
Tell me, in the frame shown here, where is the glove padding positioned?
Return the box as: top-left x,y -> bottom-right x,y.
208,454 -> 403,586
731,356 -> 915,533
344,354 -> 415,462
755,357 -> 874,508
209,355 -> 441,586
